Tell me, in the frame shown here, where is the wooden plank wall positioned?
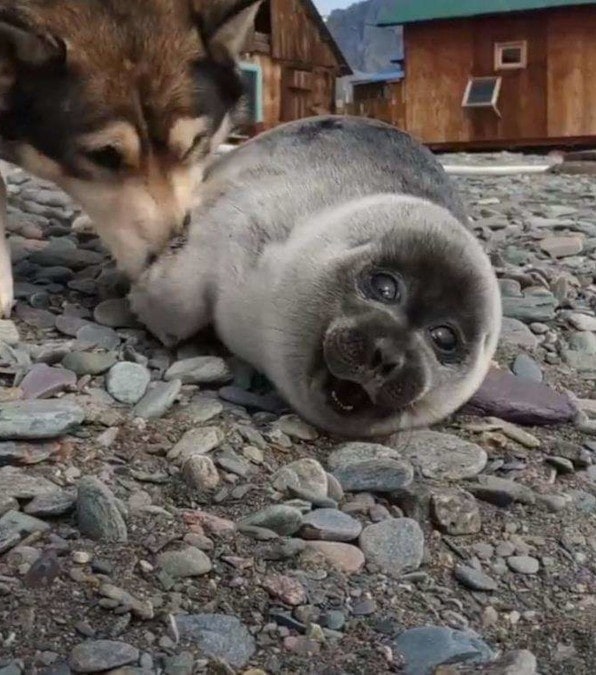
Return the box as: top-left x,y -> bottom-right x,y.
270,0 -> 338,69
348,82 -> 405,129
403,5 -> 596,145
547,6 -> 596,137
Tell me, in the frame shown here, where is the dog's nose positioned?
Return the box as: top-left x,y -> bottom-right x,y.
369,338 -> 405,381
182,212 -> 191,228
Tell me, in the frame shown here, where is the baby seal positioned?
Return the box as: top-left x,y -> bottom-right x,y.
129,116 -> 501,437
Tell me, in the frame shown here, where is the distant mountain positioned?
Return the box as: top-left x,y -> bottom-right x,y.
326,0 -> 403,74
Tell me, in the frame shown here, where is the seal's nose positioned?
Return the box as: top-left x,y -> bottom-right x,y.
368,337 -> 405,381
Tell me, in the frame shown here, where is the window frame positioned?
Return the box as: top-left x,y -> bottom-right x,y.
238,61 -> 264,125
461,75 -> 502,117
494,40 -> 528,70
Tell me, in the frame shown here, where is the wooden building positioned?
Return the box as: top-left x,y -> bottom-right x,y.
348,69 -> 405,129
236,0 -> 351,135
363,0 -> 596,150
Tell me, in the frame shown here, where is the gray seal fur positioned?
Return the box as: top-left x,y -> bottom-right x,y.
130,116 -> 501,437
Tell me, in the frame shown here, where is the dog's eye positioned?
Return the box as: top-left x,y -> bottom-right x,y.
364,272 -> 402,304
84,146 -> 123,171
429,325 -> 459,353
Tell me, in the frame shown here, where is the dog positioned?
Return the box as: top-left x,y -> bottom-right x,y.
0,0 -> 262,318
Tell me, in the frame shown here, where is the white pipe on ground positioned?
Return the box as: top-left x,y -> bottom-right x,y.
215,144 -> 552,176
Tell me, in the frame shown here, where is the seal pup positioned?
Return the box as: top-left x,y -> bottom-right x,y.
130,116 -> 502,437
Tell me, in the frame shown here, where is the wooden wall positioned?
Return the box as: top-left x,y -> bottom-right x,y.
547,7 -> 596,137
242,0 -> 344,131
348,81 -> 405,129
398,5 -> 596,147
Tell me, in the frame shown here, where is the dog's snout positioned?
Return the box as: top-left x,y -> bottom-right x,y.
182,212 -> 191,228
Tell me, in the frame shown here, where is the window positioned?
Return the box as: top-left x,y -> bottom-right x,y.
494,41 -> 527,70
238,62 -> 264,125
461,76 -> 502,116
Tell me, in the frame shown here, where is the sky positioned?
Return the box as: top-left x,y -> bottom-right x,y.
314,0 -> 353,15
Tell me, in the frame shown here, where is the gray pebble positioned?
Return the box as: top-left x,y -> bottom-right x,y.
174,614 -> 255,668
238,505 -> 303,536
133,379 -> 181,419
454,564 -> 498,591
106,362 -> 151,405
164,356 -> 232,385
69,640 -> 139,673
76,477 -> 128,543
300,508 -> 362,542
359,518 -> 424,577
512,354 -> 543,382
157,546 -> 212,577
507,555 -> 540,574
62,351 -> 117,376
0,399 -> 85,440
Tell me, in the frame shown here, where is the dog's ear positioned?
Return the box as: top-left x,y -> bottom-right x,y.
193,0 -> 263,63
0,20 -> 66,68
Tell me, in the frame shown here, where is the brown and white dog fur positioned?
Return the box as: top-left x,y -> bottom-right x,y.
0,0 -> 262,318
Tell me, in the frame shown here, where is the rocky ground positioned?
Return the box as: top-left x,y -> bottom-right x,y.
0,152 -> 595,675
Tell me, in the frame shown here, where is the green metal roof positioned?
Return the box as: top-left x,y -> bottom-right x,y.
377,1 -> 596,26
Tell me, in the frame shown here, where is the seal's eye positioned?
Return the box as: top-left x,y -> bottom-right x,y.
365,272 -> 402,304
430,325 -> 459,353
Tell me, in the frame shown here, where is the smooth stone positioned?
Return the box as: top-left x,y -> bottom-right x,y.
24,490 -> 76,517
0,320 -> 19,346
0,510 -> 50,553
182,455 -> 220,492
218,386 -> 287,414
0,399 -> 85,440
167,426 -> 224,464
430,489 -> 481,535
69,640 -> 139,673
359,518 -> 424,577
62,351 -> 117,376
133,379 -> 181,419
0,466 -> 59,499
164,356 -> 232,385
76,477 -> 128,543
401,431 -> 487,480
76,324 -> 121,350
15,304 -> 56,329
215,448 -> 251,477
568,313 -> 596,332
392,626 -> 494,675
106,363 -> 151,405
454,564 -> 498,591
539,235 -> 583,257
327,442 -> 401,471
277,414 -> 319,441
157,546 -> 212,577
499,318 -> 539,349
464,368 -> 576,425
300,541 -> 365,574
20,364 -> 77,399
332,457 -> 414,493
501,293 -> 556,323
179,397 -> 223,424
272,458 -> 329,499
507,555 -> 540,575
299,508 -> 362,542
174,614 -> 255,668
55,314 -> 91,337
238,505 -> 303,536
93,299 -> 138,328
468,476 -> 535,507
512,354 -> 543,383
29,238 -> 103,269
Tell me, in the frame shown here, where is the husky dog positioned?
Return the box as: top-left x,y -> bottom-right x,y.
0,0 -> 262,317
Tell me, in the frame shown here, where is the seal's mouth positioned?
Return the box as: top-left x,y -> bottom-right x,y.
326,373 -> 371,414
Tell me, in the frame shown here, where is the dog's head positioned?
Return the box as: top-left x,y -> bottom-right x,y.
0,0 -> 262,277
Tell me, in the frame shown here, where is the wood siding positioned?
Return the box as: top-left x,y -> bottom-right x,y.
347,81 -> 406,129
547,7 -> 596,137
352,5 -> 596,148
241,0 -> 345,131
